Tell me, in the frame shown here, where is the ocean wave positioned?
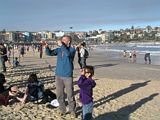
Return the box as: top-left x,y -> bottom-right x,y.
138,51 -> 160,56
136,45 -> 160,48
94,47 -> 160,56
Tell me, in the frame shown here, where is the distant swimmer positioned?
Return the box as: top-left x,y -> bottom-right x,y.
128,51 -> 132,62
132,49 -> 137,63
129,51 -> 132,58
144,53 -> 151,64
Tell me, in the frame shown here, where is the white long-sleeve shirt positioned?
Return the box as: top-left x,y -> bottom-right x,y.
80,47 -> 85,57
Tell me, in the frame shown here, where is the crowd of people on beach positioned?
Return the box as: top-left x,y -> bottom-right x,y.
0,35 -> 95,120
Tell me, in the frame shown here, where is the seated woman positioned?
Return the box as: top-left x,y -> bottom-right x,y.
21,73 -> 59,107
0,73 -> 23,106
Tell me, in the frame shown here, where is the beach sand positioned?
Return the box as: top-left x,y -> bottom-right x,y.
0,49 -> 160,120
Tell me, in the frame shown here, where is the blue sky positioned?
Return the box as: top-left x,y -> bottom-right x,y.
0,0 -> 160,31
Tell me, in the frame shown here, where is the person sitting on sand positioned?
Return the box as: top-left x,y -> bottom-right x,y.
21,73 -> 59,107
77,66 -> 96,120
0,73 -> 23,106
13,57 -> 20,67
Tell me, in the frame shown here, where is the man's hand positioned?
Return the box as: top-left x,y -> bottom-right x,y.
44,41 -> 49,48
57,40 -> 63,46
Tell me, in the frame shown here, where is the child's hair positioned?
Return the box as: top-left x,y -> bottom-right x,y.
15,57 -> 18,60
84,66 -> 94,77
0,73 -> 6,84
28,74 -> 38,83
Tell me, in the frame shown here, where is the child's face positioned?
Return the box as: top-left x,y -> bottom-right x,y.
84,69 -> 91,78
81,68 -> 91,78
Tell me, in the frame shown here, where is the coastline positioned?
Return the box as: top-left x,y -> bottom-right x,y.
91,43 -> 160,66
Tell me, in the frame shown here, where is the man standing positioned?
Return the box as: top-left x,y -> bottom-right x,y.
45,35 -> 76,117
0,43 -> 7,73
39,44 -> 43,59
144,53 -> 151,64
20,45 -> 25,57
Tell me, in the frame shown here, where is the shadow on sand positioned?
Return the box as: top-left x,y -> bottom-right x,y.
94,80 -> 151,108
95,93 -> 159,120
6,65 -> 55,77
94,63 -> 118,69
76,80 -> 151,116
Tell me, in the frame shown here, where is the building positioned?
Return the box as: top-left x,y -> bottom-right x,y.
4,32 -> 15,42
54,31 -> 65,37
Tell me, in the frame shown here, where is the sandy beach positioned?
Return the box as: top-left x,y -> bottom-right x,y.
0,49 -> 160,120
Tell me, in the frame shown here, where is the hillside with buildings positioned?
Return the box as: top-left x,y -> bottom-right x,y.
0,26 -> 160,44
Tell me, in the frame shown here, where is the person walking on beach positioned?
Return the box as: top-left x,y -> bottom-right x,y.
0,43 -> 7,73
76,44 -> 82,69
39,44 -> 43,59
79,42 -> 88,68
45,35 -> 76,117
20,45 -> 25,58
144,53 -> 151,64
77,66 -> 96,120
6,44 -> 12,68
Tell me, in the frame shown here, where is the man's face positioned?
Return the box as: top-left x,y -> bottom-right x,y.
62,37 -> 70,46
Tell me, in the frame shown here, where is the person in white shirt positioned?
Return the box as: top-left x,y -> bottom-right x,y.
79,42 -> 87,68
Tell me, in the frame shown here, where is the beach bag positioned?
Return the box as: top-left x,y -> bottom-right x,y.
84,49 -> 89,58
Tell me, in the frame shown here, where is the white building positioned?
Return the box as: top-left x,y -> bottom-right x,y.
54,31 -> 65,37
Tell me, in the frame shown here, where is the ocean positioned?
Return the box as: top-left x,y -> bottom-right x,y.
91,43 -> 160,65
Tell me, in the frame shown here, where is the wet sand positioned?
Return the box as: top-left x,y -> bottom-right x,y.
0,49 -> 160,120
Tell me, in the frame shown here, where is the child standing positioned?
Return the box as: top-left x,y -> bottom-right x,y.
77,66 -> 96,120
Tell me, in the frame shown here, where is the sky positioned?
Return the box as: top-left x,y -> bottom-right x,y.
0,0 -> 160,32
